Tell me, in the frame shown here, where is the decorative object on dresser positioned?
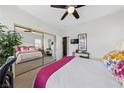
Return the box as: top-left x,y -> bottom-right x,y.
46,48 -> 52,56
78,33 -> 87,51
73,51 -> 90,59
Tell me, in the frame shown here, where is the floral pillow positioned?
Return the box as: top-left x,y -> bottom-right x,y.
112,60 -> 124,85
102,50 -> 124,86
102,50 -> 124,71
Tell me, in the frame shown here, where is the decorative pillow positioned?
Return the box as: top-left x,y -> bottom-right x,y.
102,50 -> 124,86
102,50 -> 124,72
28,46 -> 36,51
16,46 -> 30,52
15,46 -> 21,52
102,50 -> 122,61
20,46 -> 29,52
112,59 -> 124,85
16,45 -> 39,53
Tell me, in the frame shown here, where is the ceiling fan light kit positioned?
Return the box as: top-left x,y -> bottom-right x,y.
50,5 -> 85,20
67,6 -> 75,14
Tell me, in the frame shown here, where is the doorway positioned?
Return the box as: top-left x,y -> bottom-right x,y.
44,33 -> 56,65
63,37 -> 68,57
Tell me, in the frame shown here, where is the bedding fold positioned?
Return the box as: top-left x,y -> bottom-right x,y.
33,56 -> 75,88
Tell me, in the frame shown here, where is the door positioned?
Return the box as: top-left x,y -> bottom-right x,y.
63,37 -> 67,56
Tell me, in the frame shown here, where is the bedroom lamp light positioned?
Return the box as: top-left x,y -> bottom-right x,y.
119,41 -> 124,50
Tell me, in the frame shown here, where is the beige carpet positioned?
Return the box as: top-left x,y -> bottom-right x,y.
15,58 -> 43,76
14,56 -> 55,88
44,56 -> 55,65
14,67 -> 41,88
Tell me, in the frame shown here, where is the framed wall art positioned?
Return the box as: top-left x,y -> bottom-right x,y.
78,33 -> 87,51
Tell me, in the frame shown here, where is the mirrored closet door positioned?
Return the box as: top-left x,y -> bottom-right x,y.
13,24 -> 56,77
14,24 -> 44,77
44,33 -> 56,65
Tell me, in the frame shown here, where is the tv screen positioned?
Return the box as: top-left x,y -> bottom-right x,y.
71,39 -> 79,44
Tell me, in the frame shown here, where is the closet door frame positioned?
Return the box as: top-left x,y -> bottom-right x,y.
14,24 -> 56,65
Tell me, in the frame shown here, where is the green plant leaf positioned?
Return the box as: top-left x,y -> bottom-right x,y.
0,23 -> 22,64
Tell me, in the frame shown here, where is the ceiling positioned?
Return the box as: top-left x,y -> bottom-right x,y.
17,5 -> 124,30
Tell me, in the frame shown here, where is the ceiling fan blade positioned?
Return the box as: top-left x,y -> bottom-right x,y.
61,11 -> 68,20
51,5 -> 67,9
72,10 -> 79,19
75,5 -> 85,8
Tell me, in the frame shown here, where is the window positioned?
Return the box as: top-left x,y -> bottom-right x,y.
35,39 -> 41,48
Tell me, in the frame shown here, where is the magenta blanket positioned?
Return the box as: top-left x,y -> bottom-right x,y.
33,56 -> 75,88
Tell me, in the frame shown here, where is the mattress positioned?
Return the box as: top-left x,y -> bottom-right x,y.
16,51 -> 42,64
34,56 -> 121,88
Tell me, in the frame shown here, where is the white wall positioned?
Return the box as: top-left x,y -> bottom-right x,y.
16,27 -> 42,46
63,9 -> 124,59
0,5 -> 63,60
56,35 -> 63,59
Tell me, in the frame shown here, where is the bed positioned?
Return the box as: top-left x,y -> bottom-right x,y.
14,46 -> 43,76
33,56 -> 122,88
16,51 -> 42,64
16,46 -> 42,64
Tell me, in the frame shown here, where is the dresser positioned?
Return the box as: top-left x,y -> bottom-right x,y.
73,51 -> 90,59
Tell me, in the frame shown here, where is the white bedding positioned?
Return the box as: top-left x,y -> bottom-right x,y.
46,57 -> 121,88
16,51 -> 42,64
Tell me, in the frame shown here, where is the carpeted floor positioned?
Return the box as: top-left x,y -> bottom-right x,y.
14,67 -> 41,88
15,58 -> 43,76
14,56 -> 55,88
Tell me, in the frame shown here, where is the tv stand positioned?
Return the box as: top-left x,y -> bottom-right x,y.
73,51 -> 90,59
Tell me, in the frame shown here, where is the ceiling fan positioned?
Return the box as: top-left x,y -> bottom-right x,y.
51,5 -> 85,20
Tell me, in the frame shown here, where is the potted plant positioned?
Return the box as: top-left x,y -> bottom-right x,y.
0,23 -> 22,65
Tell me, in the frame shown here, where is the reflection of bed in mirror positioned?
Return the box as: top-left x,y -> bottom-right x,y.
16,46 -> 42,64
15,26 -> 43,64
15,45 -> 43,76
14,24 -> 56,76
14,25 -> 44,76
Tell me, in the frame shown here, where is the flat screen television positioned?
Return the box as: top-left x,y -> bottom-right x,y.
71,39 -> 79,44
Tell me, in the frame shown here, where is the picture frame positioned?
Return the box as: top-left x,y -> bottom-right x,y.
70,39 -> 79,44
78,33 -> 87,51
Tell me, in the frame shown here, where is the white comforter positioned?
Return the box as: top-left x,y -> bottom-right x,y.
46,57 -> 121,88
16,51 -> 42,64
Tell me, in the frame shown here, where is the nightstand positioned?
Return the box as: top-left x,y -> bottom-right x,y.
73,51 -> 90,59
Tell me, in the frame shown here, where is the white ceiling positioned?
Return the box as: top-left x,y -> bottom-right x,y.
17,5 -> 124,30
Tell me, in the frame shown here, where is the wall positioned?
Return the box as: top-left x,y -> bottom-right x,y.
0,5 -> 63,60
56,35 -> 63,59
63,9 -> 124,59
16,27 -> 42,46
